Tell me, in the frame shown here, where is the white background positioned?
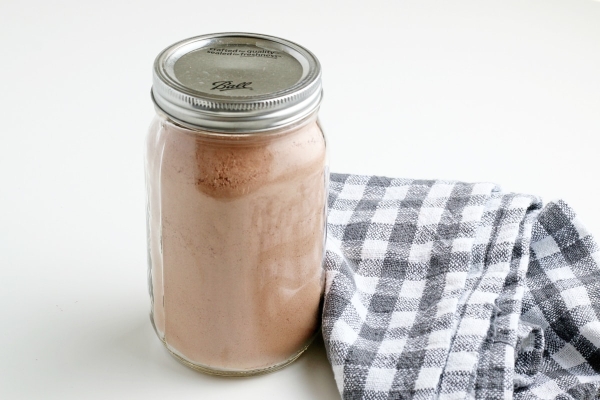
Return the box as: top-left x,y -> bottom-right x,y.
1,0 -> 599,398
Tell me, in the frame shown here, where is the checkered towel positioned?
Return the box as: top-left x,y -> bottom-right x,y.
322,174 -> 600,399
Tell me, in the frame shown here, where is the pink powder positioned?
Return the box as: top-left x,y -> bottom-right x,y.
146,115 -> 327,373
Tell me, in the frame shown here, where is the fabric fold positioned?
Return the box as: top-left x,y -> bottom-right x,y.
323,174 -> 600,400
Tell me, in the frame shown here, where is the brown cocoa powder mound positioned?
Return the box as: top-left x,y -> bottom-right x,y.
195,143 -> 274,198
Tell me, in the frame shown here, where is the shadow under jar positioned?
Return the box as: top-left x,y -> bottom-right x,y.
145,33 -> 328,376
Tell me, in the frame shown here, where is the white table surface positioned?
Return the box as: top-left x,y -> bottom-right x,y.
2,0 -> 600,398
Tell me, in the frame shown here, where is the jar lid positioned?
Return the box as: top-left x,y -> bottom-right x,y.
151,33 -> 322,133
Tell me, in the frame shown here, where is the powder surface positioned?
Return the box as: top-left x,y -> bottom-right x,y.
146,116 -> 327,371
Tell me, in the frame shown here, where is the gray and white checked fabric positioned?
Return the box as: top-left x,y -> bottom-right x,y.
322,173 -> 600,399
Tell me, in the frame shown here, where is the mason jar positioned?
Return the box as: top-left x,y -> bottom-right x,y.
145,33 -> 327,376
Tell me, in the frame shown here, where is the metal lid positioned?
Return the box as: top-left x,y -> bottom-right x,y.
151,33 -> 322,132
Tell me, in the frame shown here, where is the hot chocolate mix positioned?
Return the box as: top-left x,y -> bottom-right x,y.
146,116 -> 326,371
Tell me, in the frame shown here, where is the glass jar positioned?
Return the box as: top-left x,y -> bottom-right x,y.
145,33 -> 327,376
